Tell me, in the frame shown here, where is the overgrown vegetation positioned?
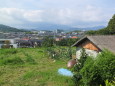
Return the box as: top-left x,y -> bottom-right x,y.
42,36 -> 78,47
0,48 -> 75,86
104,80 -> 115,86
73,50 -> 115,86
46,46 -> 76,59
0,46 -> 115,86
56,38 -> 78,46
0,49 -> 37,65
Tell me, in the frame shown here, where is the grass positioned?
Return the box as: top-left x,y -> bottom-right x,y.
0,48 -> 75,86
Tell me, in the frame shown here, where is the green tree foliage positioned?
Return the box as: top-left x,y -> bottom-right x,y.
106,14 -> 115,34
42,36 -> 54,47
56,38 -> 78,46
73,50 -> 115,86
73,49 -> 88,85
0,24 -> 26,32
103,80 -> 115,86
56,38 -> 67,46
46,46 -> 74,59
86,14 -> 115,35
42,36 -> 78,47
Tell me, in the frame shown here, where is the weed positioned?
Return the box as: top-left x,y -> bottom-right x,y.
24,53 -> 37,64
0,56 -> 24,65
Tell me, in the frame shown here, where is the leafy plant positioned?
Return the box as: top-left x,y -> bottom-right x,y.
79,50 -> 115,86
73,48 -> 88,85
46,46 -> 74,59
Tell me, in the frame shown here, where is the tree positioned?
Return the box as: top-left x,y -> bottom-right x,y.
86,14 -> 115,35
106,14 -> 115,34
42,36 -> 54,47
56,38 -> 78,46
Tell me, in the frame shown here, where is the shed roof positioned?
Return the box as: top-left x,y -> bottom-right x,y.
72,35 -> 115,53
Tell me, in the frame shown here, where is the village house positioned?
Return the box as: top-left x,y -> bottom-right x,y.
70,36 -> 78,39
72,35 -> 115,59
0,39 -> 18,48
16,39 -> 42,48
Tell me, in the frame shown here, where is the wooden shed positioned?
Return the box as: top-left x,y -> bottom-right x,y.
72,35 -> 115,59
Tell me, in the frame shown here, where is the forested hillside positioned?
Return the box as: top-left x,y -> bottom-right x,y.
0,24 -> 26,32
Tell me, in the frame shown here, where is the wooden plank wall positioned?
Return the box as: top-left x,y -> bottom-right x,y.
81,40 -> 99,51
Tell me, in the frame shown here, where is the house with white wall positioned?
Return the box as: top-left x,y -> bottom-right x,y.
72,35 -> 115,59
0,39 -> 17,48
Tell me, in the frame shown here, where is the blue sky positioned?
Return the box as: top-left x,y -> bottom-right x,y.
0,0 -> 115,28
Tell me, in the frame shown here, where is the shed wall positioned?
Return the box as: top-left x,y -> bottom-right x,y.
81,40 -> 99,51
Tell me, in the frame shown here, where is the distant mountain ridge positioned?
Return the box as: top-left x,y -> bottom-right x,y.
16,22 -> 105,31
0,24 -> 26,32
0,23 -> 105,32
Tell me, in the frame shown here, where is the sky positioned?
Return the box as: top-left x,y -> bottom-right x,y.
0,0 -> 115,29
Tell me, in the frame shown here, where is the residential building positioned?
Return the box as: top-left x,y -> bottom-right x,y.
0,39 -> 18,48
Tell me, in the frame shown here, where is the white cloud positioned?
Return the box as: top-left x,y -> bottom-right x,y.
0,8 -> 44,24
24,10 -> 44,22
0,6 -> 113,27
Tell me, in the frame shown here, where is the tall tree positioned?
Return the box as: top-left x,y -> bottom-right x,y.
106,14 -> 115,34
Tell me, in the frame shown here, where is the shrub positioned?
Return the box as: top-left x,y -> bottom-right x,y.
46,46 -> 74,59
104,79 -> 115,86
72,48 -> 88,85
79,50 -> 115,86
80,57 -> 104,86
96,50 -> 115,81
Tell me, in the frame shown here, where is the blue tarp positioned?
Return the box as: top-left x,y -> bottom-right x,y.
58,68 -> 73,77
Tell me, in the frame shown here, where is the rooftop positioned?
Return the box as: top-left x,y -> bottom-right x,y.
72,35 -> 115,53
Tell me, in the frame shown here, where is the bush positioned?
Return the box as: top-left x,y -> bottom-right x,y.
72,49 -> 88,86
100,80 -> 115,86
46,46 -> 74,59
96,50 -> 115,81
42,37 -> 54,47
79,50 -> 115,86
56,38 -> 78,46
80,57 -> 104,86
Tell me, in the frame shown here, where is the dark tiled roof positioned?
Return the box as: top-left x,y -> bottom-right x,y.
72,35 -> 115,53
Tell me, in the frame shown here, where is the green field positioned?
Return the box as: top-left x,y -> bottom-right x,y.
0,48 -> 75,86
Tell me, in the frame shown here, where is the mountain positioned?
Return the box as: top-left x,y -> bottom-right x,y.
0,24 -> 27,32
81,26 -> 105,31
15,22 -> 105,31
14,22 -> 73,31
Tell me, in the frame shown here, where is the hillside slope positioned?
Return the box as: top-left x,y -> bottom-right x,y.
0,24 -> 26,32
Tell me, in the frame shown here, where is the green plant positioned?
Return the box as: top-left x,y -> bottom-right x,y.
0,49 -> 18,54
0,48 -> 75,86
46,46 -> 73,59
73,48 -> 88,85
0,56 -> 24,65
80,50 -> 115,86
24,52 -> 37,64
22,71 -> 39,80
105,80 -> 115,86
